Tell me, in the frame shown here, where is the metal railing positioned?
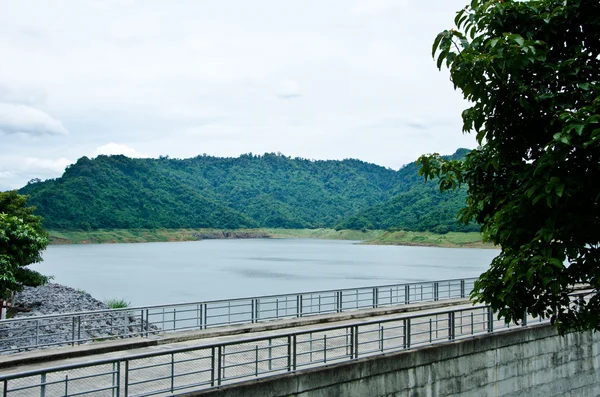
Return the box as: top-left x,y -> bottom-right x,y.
0,304 -> 547,397
0,278 -> 476,353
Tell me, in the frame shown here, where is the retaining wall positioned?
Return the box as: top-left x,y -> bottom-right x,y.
188,324 -> 600,397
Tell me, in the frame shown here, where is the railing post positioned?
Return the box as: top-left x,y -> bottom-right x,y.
251,299 -> 256,323
71,317 -> 76,346
124,360 -> 129,397
40,373 -> 46,397
145,309 -> 150,336
337,291 -> 342,313
114,361 -> 120,397
203,303 -> 208,329
460,280 -> 466,298
292,335 -> 297,370
217,346 -> 222,385
347,327 -> 353,358
487,307 -> 494,332
448,311 -> 456,340
255,345 -> 259,376
353,325 -> 359,358
268,339 -> 273,371
256,298 -> 260,321
140,309 -> 144,337
210,347 -> 215,387
404,285 -> 410,304
434,282 -> 439,301
373,288 -> 378,308
403,319 -> 411,348
76,316 -> 82,344
429,318 -> 432,342
522,310 -> 528,326
170,353 -> 175,393
287,335 -> 292,371
197,305 -> 201,330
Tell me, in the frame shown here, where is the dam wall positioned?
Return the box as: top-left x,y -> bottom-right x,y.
191,324 -> 600,397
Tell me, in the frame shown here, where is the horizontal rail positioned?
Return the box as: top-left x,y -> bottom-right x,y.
0,277 -> 477,353
0,304 -> 551,397
1,277 -> 476,322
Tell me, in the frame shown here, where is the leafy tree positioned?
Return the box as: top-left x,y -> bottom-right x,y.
420,0 -> 600,332
0,191 -> 50,299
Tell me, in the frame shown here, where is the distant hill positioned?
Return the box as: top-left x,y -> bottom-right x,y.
334,148 -> 478,233
18,149 -> 478,232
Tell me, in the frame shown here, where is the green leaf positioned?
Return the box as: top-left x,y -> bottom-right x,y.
555,184 -> 564,198
508,34 -> 525,46
432,33 -> 443,58
578,82 -> 591,91
437,49 -> 449,69
549,258 -> 564,269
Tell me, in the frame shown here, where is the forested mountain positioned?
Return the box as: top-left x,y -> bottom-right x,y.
18,149 -> 477,232
335,148 -> 478,233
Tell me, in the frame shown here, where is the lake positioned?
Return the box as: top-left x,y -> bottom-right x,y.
33,239 -> 500,306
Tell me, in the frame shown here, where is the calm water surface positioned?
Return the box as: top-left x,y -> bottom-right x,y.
33,239 -> 499,306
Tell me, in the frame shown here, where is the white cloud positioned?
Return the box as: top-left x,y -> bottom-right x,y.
89,0 -> 136,9
277,80 -> 302,99
0,0 -> 478,189
94,143 -> 147,158
22,157 -> 73,173
0,103 -> 68,136
351,0 -> 410,16
0,156 -> 72,190
0,170 -> 15,179
0,84 -> 47,105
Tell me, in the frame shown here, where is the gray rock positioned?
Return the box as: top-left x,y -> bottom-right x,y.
0,284 -> 160,354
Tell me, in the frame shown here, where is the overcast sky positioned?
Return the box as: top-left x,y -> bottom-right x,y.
0,0 -> 477,191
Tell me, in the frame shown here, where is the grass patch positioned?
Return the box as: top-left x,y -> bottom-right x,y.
48,228 -> 495,249
366,230 -> 497,249
104,298 -> 131,309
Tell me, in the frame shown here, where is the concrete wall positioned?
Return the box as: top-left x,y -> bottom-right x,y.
186,325 -> 600,397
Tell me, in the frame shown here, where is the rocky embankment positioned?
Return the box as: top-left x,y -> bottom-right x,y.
0,284 -> 159,354
193,230 -> 271,239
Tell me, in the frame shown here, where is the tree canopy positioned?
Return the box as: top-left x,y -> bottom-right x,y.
20,151 -> 474,233
421,0 -> 600,332
0,191 -> 50,299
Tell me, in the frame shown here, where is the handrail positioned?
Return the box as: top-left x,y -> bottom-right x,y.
0,277 -> 477,323
0,304 -> 490,379
0,278 -> 477,353
0,304 -> 549,397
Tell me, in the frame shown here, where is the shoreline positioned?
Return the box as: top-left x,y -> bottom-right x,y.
47,228 -> 497,249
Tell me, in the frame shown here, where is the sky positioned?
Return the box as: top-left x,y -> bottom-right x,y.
0,0 -> 477,191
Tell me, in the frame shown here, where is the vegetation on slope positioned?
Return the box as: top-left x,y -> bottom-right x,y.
20,149 -> 478,234
334,149 -> 478,233
47,228 -> 495,248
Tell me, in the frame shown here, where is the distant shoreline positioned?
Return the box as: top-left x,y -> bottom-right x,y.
47,228 -> 497,249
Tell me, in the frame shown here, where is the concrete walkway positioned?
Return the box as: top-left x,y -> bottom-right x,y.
0,299 -> 521,397
0,297 -> 470,370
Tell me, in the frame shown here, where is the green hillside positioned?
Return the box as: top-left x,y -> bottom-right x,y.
334,148 -> 477,233
18,150 -> 478,232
